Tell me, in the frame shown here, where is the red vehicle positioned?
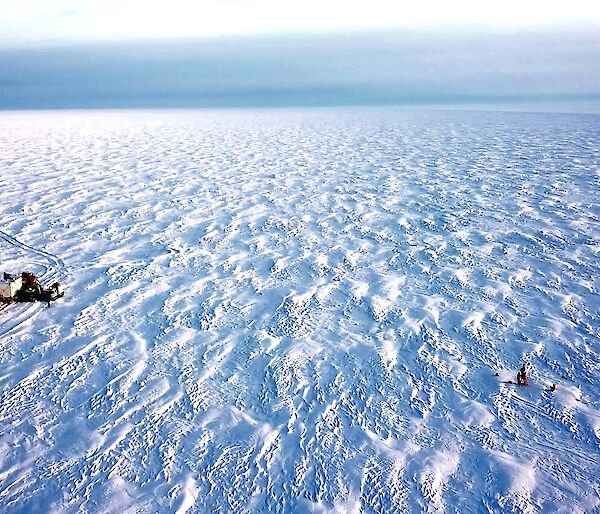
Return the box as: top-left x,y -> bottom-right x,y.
0,272 -> 64,304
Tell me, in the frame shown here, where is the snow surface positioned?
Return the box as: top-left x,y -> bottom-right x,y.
0,108 -> 599,513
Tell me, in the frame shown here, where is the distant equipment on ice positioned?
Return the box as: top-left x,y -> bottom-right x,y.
0,272 -> 64,304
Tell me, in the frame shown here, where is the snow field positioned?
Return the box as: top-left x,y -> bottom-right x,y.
0,108 -> 599,513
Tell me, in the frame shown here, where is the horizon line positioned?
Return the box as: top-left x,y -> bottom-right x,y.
2,97 -> 599,116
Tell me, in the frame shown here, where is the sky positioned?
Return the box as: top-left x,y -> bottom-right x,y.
0,1 -> 599,110
1,0 -> 599,44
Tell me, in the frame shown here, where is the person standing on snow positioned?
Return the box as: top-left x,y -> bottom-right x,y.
517,364 -> 528,386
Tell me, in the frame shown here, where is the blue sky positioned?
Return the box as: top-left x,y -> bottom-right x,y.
1,1 -> 599,110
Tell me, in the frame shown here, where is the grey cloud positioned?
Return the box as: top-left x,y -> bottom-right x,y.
0,30 -> 598,109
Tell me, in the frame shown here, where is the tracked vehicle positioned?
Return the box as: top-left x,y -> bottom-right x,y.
0,272 -> 64,304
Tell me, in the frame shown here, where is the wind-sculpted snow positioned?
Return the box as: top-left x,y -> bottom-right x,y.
0,108 -> 599,513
